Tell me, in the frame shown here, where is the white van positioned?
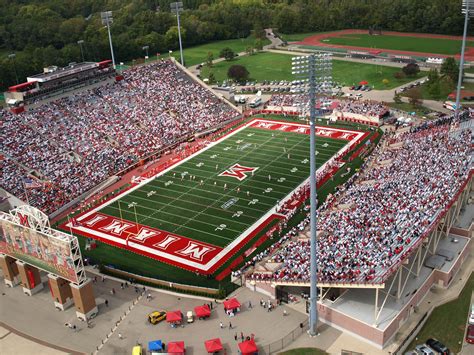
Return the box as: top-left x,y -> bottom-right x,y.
249,97 -> 262,108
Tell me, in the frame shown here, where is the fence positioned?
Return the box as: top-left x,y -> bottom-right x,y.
259,318 -> 309,354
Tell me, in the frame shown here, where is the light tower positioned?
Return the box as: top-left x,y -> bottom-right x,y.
170,2 -> 185,66
291,53 -> 332,336
143,45 -> 150,62
101,11 -> 116,68
8,53 -> 19,84
455,1 -> 474,119
77,40 -> 85,62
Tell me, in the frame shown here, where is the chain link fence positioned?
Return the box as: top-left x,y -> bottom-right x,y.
259,318 -> 309,354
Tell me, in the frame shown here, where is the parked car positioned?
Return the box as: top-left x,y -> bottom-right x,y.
425,338 -> 449,355
466,324 -> 474,344
186,311 -> 194,323
148,310 -> 167,324
415,345 -> 435,355
469,312 -> 474,325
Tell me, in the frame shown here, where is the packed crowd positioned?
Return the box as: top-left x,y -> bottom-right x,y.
0,60 -> 239,214
248,120 -> 471,283
335,99 -> 388,118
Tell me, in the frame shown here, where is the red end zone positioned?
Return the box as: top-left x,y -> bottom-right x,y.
59,118 -> 367,275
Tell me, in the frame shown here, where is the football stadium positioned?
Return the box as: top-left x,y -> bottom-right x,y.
0,1 -> 473,354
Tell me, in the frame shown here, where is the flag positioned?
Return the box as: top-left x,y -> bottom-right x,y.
23,177 -> 42,189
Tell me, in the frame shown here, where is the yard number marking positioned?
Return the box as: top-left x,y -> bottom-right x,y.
215,224 -> 227,231
232,211 -> 243,218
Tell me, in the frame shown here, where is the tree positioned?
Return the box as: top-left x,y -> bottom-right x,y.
427,68 -> 440,87
394,71 -> 405,80
219,47 -> 235,61
206,52 -> 214,67
228,64 -> 249,83
440,57 -> 459,83
393,92 -> 402,104
245,46 -> 254,56
382,78 -> 390,87
402,63 -> 420,77
208,72 -> 216,84
427,79 -> 441,100
254,39 -> 264,51
407,87 -> 423,108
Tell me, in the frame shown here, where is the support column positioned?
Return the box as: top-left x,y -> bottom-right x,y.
70,279 -> 98,321
16,261 -> 44,295
48,274 -> 74,311
374,288 -> 379,326
0,254 -> 20,287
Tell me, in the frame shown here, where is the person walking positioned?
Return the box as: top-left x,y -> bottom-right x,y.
229,321 -> 232,329
219,322 -> 224,329
105,299 -> 109,307
118,333 -> 123,340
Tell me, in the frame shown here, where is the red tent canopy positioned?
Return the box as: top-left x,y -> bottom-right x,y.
359,80 -> 369,85
204,338 -> 223,353
194,304 -> 211,318
238,339 -> 258,354
223,298 -> 241,311
166,310 -> 182,323
168,341 -> 185,354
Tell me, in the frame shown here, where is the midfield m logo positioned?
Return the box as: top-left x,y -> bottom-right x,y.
219,164 -> 259,181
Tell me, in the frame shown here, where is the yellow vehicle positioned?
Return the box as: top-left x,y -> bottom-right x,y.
132,345 -> 142,355
148,310 -> 166,324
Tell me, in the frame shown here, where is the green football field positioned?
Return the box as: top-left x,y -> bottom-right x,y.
99,124 -> 346,248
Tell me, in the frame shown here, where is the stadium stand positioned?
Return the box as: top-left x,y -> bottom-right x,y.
0,60 -> 239,214
247,115 -> 472,284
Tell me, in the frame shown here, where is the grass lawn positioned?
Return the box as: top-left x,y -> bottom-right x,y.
402,79 -> 456,101
280,348 -> 328,355
386,102 -> 433,116
324,34 -> 473,55
407,272 -> 473,353
201,52 -> 423,89
169,36 -> 270,67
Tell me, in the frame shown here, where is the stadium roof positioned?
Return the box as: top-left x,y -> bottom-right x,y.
27,62 -> 98,83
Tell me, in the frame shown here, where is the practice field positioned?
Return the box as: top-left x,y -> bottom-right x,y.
297,30 -> 474,57
62,119 -> 365,274
321,34 -> 473,55
171,35 -> 270,67
201,52 -> 423,89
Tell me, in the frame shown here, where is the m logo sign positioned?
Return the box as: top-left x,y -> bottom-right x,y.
219,164 -> 258,181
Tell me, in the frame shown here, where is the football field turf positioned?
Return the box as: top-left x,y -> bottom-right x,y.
64,119 -> 365,274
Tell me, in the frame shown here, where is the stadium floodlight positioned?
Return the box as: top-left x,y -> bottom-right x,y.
77,40 -> 85,62
455,1 -> 474,119
170,2 -> 185,66
291,53 -> 332,337
143,45 -> 150,61
8,53 -> 18,84
101,11 -> 116,68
